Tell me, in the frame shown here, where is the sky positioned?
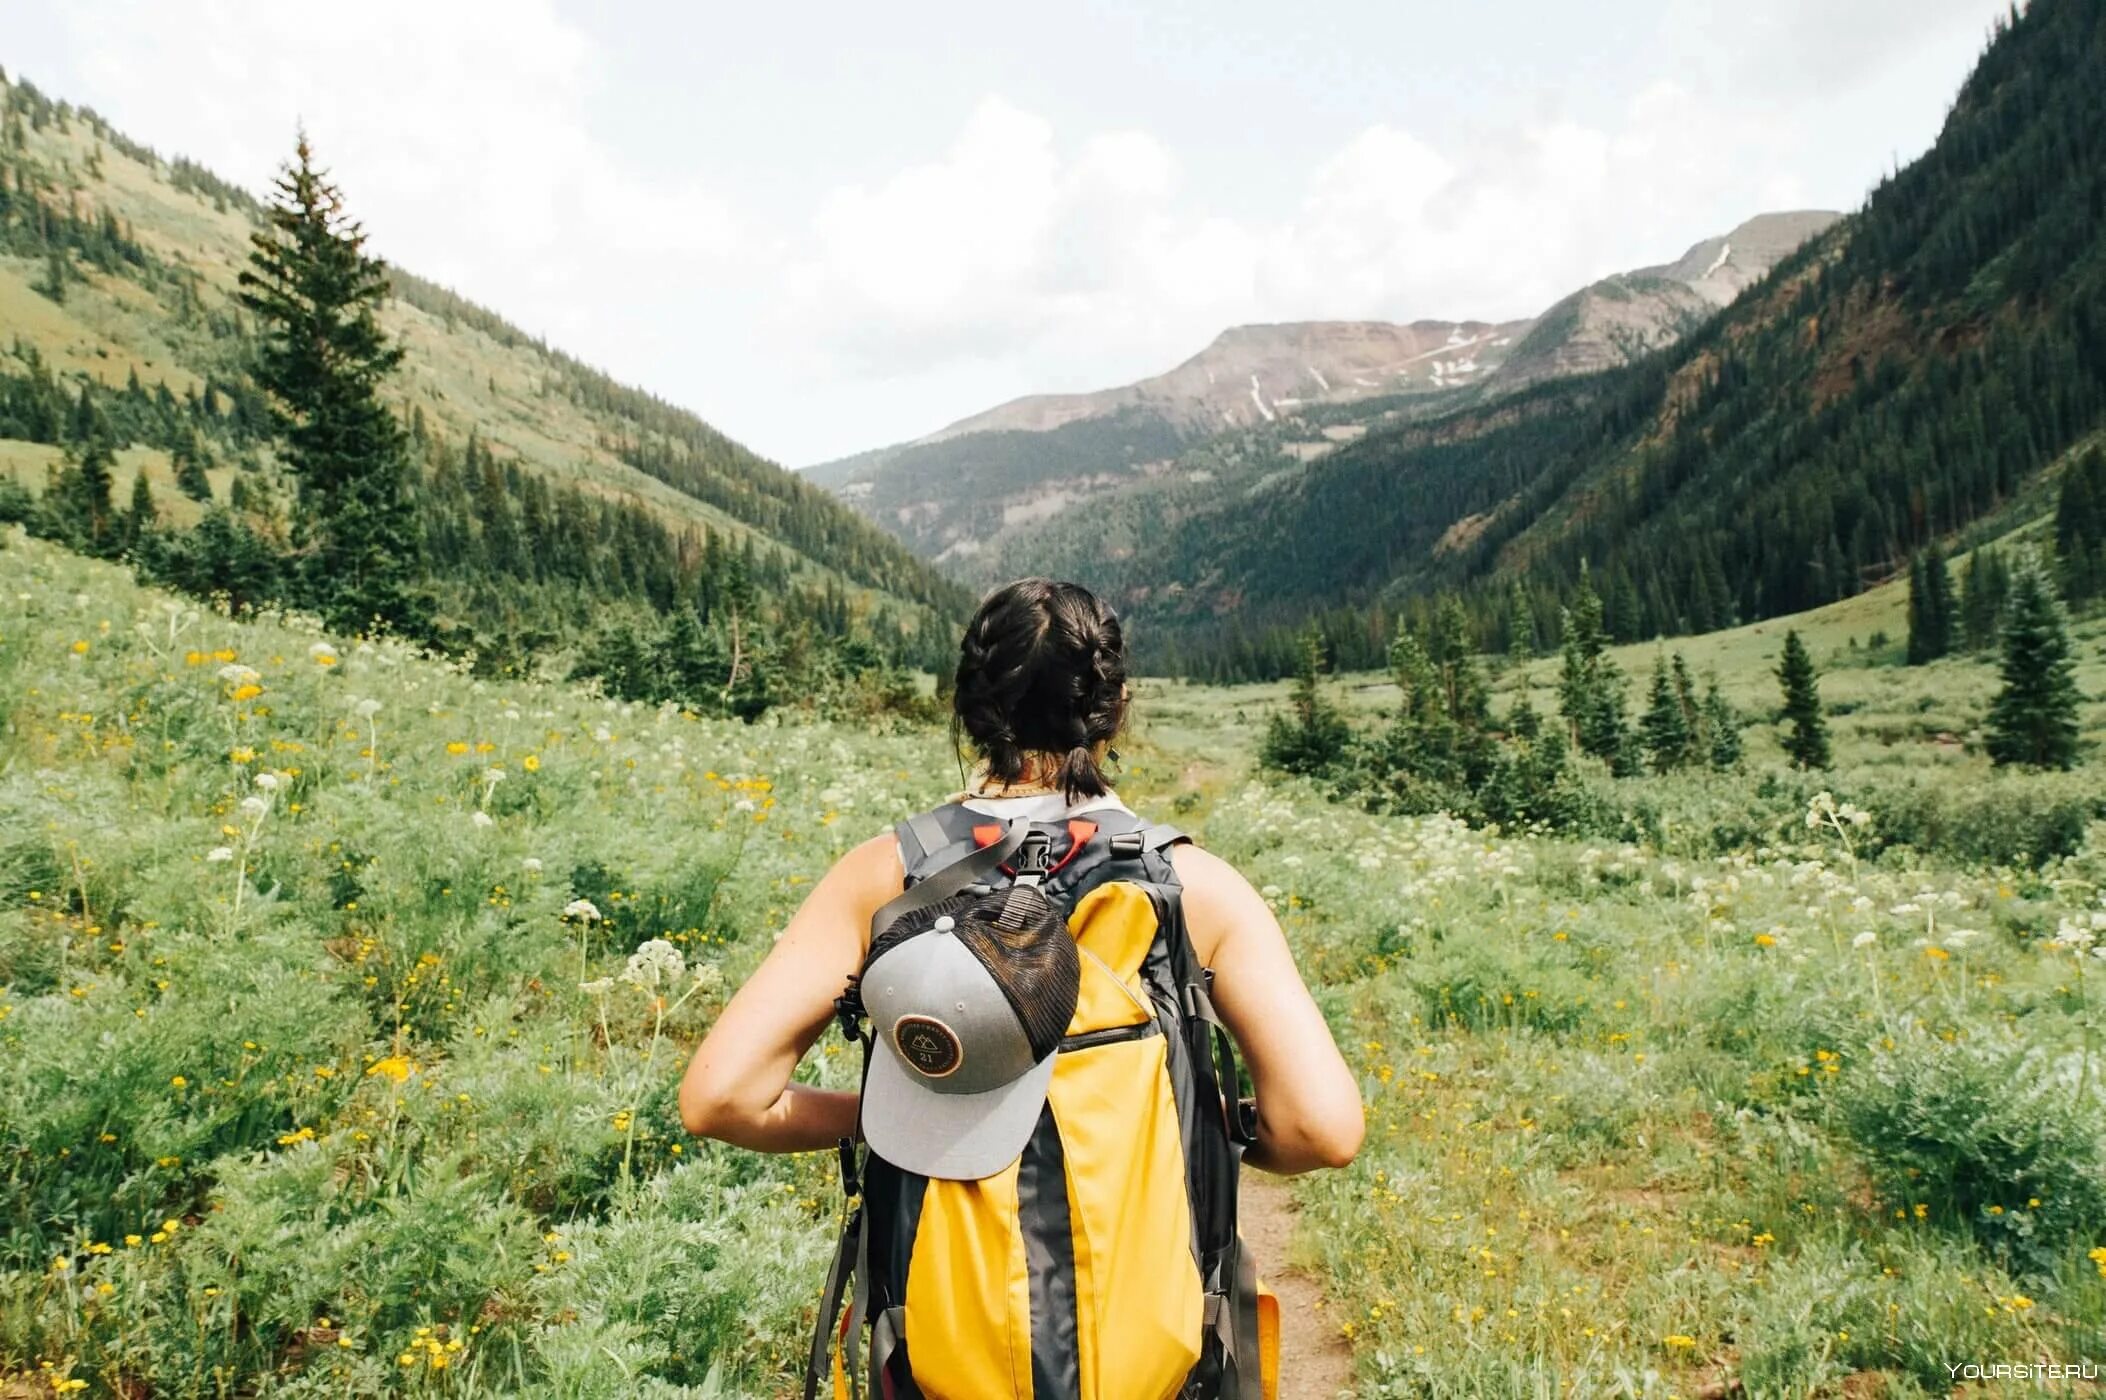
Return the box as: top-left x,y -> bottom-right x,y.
9,0 -> 2016,467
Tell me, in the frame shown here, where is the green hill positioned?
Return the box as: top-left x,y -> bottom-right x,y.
0,64 -> 976,699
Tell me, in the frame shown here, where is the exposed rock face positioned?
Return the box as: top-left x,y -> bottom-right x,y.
920,317 -> 1535,443
1490,211 -> 1840,389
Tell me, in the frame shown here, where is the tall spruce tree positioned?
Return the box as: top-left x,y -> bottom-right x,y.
2055,447 -> 2105,606
1984,555 -> 2084,770
1556,565 -> 1632,770
1505,577 -> 1537,663
40,435 -> 118,558
236,131 -> 426,635
1960,547 -> 2012,652
1259,624 -> 1351,776
171,429 -> 214,502
124,471 -> 155,552
1775,629 -> 1831,769
1640,653 -> 1696,773
1701,675 -> 1743,770
1906,546 -> 1956,663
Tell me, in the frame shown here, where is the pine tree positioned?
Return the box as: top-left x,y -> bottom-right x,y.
124,470 -> 155,551
1505,577 -> 1537,663
1960,547 -> 2011,652
1906,546 -> 1956,663
172,429 -> 213,502
1775,629 -> 1831,769
1640,654 -> 1697,773
37,247 -> 65,304
1984,555 -> 2084,770
1556,565 -> 1631,769
1260,625 -> 1352,777
39,435 -> 119,558
236,130 -> 426,635
2056,447 -> 2105,606
1428,596 -> 1490,729
1701,676 -> 1743,770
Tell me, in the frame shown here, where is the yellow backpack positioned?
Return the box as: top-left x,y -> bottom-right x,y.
806,802 -> 1278,1400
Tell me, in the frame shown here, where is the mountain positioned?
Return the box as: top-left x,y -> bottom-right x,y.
810,211 -> 1836,572
0,64 -> 975,683
1074,0 -> 2106,680
1491,210 -> 1841,388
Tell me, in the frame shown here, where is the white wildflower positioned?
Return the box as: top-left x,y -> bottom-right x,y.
470,811 -> 495,830
353,697 -> 383,718
562,898 -> 604,923
206,846 -> 234,864
522,857 -> 544,874
483,767 -> 506,785
2049,919 -> 2097,951
578,978 -> 615,996
252,771 -> 281,792
623,938 -> 685,990
239,795 -> 269,820
1852,931 -> 1878,949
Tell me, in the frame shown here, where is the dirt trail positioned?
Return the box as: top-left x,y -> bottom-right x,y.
1240,1172 -> 1356,1398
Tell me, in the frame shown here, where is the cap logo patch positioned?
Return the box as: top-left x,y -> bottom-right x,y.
893,1014 -> 964,1078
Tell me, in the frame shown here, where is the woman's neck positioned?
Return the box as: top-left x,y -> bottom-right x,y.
961,756 -> 1077,798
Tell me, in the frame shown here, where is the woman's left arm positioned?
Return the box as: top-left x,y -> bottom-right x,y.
678,832 -> 899,1152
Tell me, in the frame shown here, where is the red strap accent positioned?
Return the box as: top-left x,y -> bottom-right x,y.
985,816 -> 1099,877
1051,819 -> 1098,875
971,822 -> 1003,848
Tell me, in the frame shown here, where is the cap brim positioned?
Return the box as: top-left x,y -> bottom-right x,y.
861,1037 -> 1058,1181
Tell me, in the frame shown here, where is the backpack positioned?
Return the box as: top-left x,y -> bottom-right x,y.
806,799 -> 1280,1400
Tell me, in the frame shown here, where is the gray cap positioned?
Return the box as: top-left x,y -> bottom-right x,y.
860,913 -> 1058,1180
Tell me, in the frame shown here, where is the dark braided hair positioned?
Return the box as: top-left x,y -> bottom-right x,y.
950,579 -> 1129,806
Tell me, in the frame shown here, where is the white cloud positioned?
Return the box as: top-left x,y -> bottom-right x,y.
18,0 -> 2008,463
779,78 -> 1823,417
54,0 -> 736,344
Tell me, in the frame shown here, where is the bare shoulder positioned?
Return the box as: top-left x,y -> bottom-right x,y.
841,829 -> 906,905
1167,841 -> 1269,965
789,830 -> 907,953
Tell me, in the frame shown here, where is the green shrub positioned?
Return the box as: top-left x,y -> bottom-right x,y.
1828,1027 -> 2106,1276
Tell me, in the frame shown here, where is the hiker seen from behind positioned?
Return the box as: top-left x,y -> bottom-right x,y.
681,576 -> 1365,1399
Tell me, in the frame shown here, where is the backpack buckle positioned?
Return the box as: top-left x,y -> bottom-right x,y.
1108,830 -> 1145,859
835,977 -> 866,1040
1012,830 -> 1054,885
836,1135 -> 862,1199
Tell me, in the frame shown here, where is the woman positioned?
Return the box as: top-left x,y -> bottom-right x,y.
680,577 -> 1363,1393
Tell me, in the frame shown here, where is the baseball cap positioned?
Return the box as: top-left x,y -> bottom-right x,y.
858,857 -> 1081,1180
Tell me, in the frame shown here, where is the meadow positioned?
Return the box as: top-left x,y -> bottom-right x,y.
3,528 -> 2103,1397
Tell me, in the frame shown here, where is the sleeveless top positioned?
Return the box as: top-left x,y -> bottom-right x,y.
886,788 -> 1135,869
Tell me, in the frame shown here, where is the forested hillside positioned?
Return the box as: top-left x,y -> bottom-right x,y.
0,65 -> 975,705
815,214 -> 1833,596
1106,0 -> 2106,681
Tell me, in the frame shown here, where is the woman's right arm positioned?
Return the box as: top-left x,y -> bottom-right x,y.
677,831 -> 899,1152
1170,843 -> 1366,1175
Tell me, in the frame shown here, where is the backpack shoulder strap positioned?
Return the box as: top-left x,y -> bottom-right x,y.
893,805 -> 958,874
